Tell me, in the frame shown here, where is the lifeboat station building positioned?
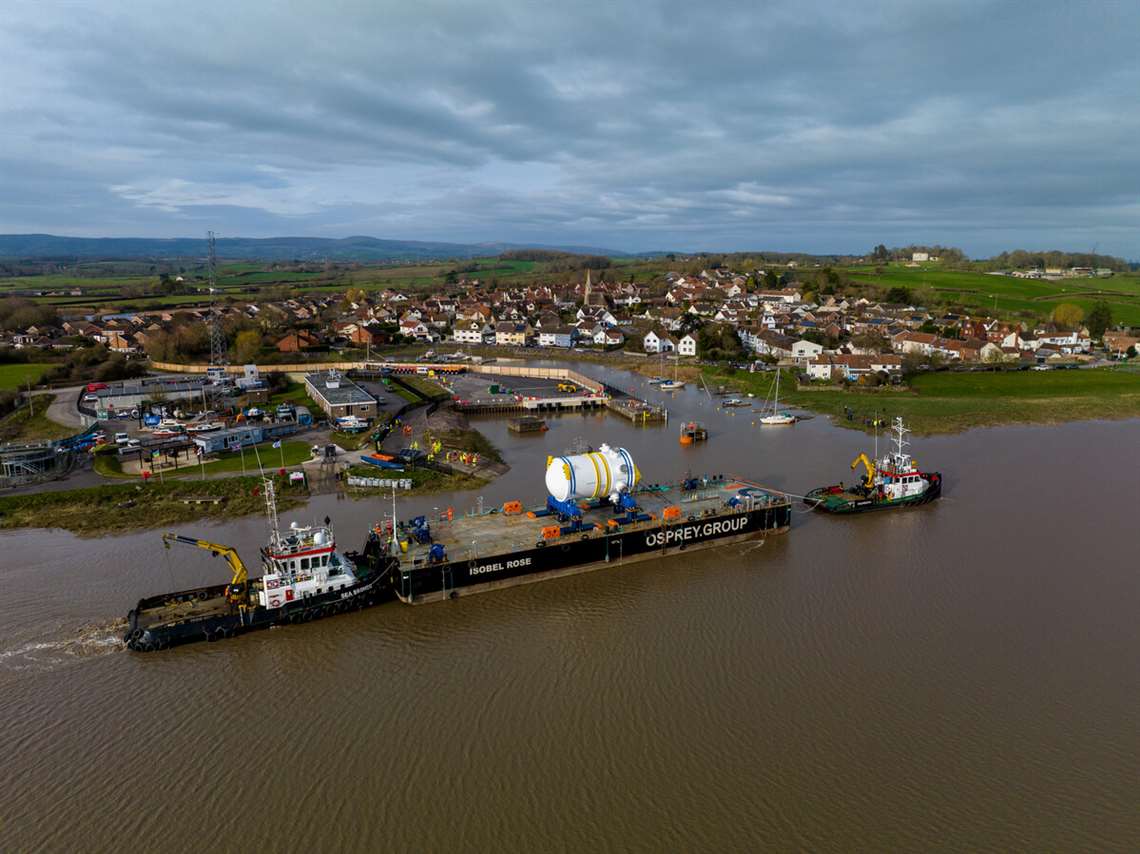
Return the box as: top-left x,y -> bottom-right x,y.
304,371 -> 378,420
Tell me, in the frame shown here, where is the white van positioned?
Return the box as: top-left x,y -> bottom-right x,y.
114,432 -> 130,445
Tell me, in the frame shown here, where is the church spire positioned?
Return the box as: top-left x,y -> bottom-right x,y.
583,269 -> 592,306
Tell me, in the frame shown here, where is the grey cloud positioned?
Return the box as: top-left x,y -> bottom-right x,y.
1,0 -> 1138,256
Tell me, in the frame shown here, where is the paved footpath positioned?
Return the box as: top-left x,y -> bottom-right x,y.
29,386 -> 90,430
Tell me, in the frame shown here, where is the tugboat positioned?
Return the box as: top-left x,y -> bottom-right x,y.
122,479 -> 395,651
804,417 -> 942,513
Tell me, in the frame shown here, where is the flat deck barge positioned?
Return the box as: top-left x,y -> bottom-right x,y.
389,476 -> 791,604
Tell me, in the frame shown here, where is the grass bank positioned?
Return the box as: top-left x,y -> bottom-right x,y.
398,374 -> 450,399
0,475 -> 309,536
422,426 -> 503,463
704,366 -> 1140,435
331,429 -> 374,451
0,394 -> 74,443
268,380 -> 320,412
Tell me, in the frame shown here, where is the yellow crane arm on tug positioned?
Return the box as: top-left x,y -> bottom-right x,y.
162,533 -> 249,601
850,453 -> 876,489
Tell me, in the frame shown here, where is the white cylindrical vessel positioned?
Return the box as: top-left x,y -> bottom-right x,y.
545,444 -> 639,502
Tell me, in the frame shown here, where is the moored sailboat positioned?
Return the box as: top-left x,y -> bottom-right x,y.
759,369 -> 796,425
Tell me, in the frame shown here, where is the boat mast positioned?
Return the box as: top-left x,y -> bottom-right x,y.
390,485 -> 398,551
263,477 -> 281,550
892,417 -> 910,461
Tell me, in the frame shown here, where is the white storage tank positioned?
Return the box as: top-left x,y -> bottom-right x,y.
545,444 -> 639,502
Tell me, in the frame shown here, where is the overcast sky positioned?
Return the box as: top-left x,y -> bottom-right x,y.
2,0 -> 1138,257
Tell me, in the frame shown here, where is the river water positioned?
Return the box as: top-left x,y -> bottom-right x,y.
2,364 -> 1137,851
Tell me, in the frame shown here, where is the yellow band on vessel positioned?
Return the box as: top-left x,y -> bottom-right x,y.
587,452 -> 602,498
598,453 -> 612,495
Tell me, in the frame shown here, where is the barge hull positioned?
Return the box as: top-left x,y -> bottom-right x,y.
395,503 -> 791,604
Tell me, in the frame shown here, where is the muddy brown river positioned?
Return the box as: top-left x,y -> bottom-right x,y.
2,364 -> 1137,851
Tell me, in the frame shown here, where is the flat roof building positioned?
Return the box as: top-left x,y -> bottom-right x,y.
304,370 -> 377,420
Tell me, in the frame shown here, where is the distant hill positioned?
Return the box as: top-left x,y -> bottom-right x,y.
0,234 -> 631,262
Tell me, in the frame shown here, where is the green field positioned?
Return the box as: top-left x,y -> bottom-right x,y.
707,366 -> 1140,434
0,274 -> 154,291
181,440 -> 313,476
0,363 -> 53,390
1,254 -> 604,309
849,264 -> 1140,325
215,270 -> 325,284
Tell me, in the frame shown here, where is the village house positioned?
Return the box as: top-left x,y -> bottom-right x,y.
103,330 -> 135,353
537,326 -> 576,348
452,320 -> 490,345
791,339 -> 824,363
678,333 -> 698,357
756,288 -> 802,305
494,321 -> 529,347
643,329 -> 676,353
576,305 -> 618,327
937,338 -> 1002,362
1103,331 -> 1140,356
1034,328 -> 1090,354
596,328 -> 624,347
891,331 -> 940,356
347,326 -> 390,348
805,354 -> 900,381
742,328 -> 797,359
399,318 -> 432,341
277,331 -> 321,353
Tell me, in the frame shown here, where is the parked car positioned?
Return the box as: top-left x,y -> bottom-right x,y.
83,393 -> 99,403
114,432 -> 130,444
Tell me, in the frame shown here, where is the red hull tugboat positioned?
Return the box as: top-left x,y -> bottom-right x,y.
805,417 -> 942,514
